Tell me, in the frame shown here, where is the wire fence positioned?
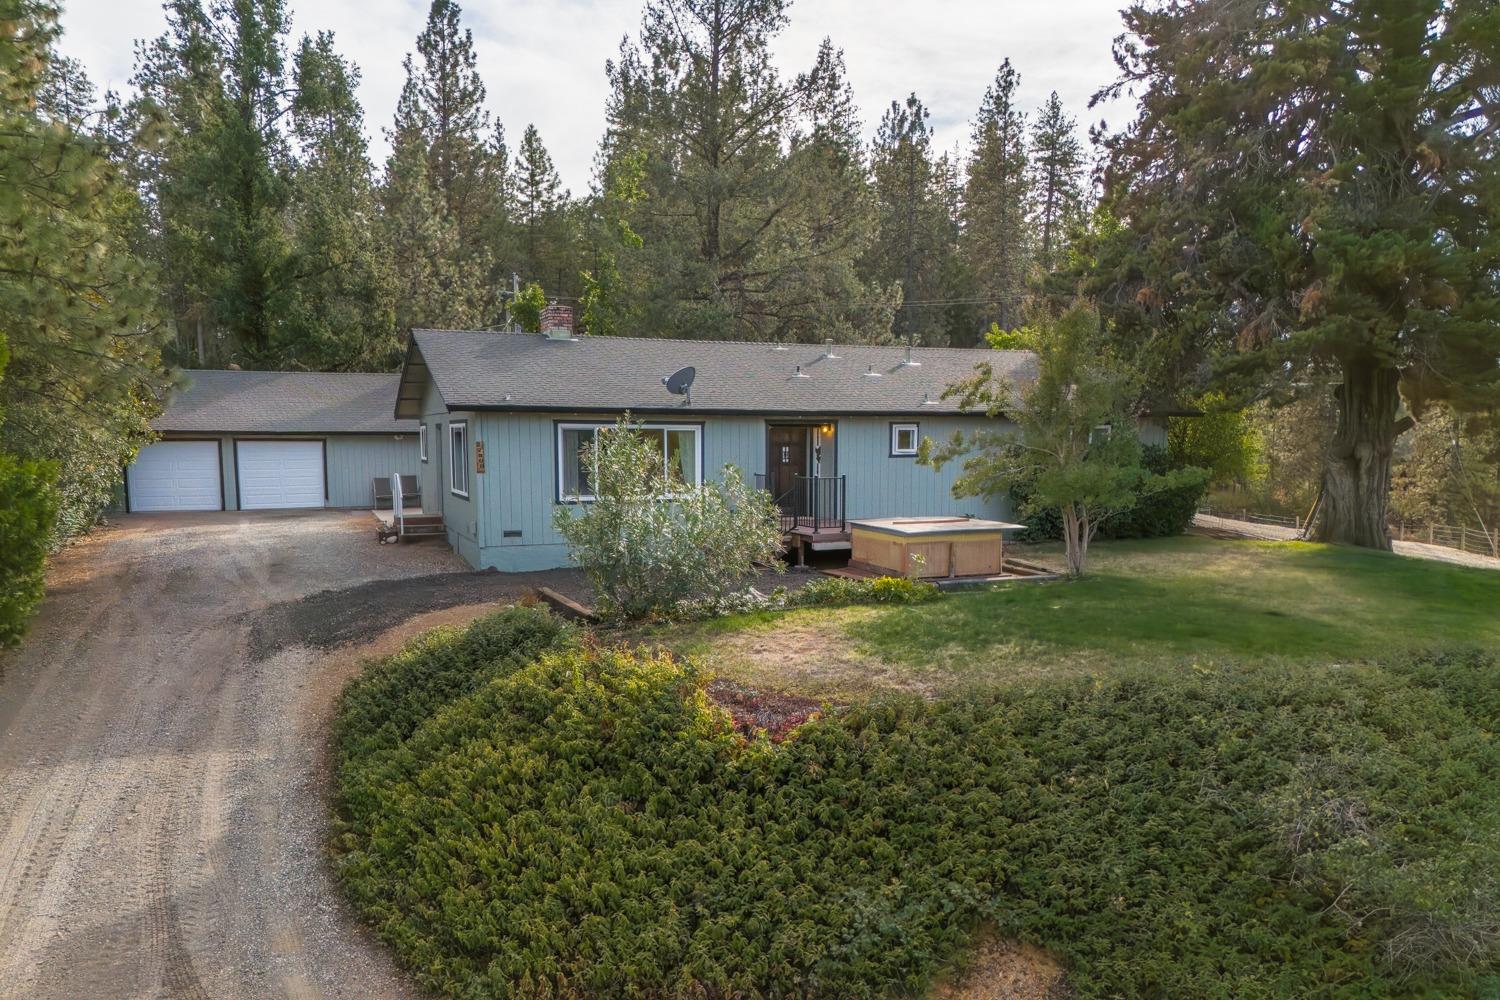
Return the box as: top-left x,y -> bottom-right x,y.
1197,505 -> 1500,559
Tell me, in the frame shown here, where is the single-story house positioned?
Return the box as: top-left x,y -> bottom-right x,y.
124,370 -> 420,512
394,326 -> 1171,572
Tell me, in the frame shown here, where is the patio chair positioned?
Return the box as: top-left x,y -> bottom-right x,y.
396,473 -> 422,508
372,476 -> 393,509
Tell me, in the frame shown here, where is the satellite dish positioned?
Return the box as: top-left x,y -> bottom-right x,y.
662,366 -> 696,404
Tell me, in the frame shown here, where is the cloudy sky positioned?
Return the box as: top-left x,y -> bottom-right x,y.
57,0 -> 1135,192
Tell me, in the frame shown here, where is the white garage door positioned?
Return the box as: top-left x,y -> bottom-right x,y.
127,441 -> 223,512
236,440 -> 325,510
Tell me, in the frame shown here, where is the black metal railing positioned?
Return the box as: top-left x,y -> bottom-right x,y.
754,474 -> 846,534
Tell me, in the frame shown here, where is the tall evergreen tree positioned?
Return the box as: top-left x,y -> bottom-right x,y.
379,85 -> 490,333
512,123 -> 563,285
1029,90 -> 1085,273
961,60 -> 1031,332
1,0 -> 170,545
279,32 -> 396,369
131,0 -> 295,362
1097,0 -> 1500,548
865,94 -> 958,343
601,1 -> 890,341
399,0 -> 494,253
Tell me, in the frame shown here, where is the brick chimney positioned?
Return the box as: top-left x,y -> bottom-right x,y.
540,301 -> 574,339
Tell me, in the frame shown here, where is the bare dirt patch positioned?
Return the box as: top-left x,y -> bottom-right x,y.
683,610 -> 957,699
704,679 -> 825,740
931,937 -> 1071,1000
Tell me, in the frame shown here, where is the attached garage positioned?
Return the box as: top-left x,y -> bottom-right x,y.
126,440 -> 223,512
127,370 -> 420,514
235,440 -> 325,509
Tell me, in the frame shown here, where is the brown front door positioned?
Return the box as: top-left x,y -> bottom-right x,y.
767,425 -> 808,511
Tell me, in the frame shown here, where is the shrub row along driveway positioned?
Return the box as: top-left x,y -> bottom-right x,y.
0,511 -> 541,999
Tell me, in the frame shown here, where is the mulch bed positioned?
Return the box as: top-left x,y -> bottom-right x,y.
705,679 -> 826,741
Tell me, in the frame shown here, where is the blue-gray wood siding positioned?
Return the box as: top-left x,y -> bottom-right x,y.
467,410 -> 1017,571
159,432 -> 417,510
414,379 -> 483,555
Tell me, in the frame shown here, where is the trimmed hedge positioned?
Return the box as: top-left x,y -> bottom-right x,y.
1017,444 -> 1209,542
333,618 -> 1499,999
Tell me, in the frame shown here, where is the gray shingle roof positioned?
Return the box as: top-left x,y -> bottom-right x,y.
154,370 -> 417,434
404,329 -> 1037,417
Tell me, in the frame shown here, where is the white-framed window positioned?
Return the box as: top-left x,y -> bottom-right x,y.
1090,423 -> 1113,445
449,420 -> 469,497
557,421 -> 703,502
890,422 -> 920,457
419,423 -> 428,462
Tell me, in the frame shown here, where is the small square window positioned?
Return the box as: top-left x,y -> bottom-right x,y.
1090,423 -> 1113,445
891,422 -> 919,457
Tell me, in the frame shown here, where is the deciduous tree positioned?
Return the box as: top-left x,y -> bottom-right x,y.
923,305 -> 1201,576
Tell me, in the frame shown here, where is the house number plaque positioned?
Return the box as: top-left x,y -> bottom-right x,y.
474,440 -> 486,474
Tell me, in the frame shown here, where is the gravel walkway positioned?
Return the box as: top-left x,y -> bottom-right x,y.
1191,513 -> 1500,570
0,510 -> 490,999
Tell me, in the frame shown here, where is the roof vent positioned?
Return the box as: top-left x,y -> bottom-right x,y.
900,343 -> 921,367
863,364 -> 882,378
792,365 -> 810,378
541,301 -> 574,340
770,339 -> 790,351
821,338 -> 841,360
922,392 -> 941,406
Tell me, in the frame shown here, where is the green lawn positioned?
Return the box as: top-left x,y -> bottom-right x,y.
658,536 -> 1500,697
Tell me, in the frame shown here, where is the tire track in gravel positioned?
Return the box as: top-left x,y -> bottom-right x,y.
0,511 -> 470,999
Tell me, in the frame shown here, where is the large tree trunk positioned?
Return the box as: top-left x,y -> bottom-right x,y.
1311,358 -> 1403,549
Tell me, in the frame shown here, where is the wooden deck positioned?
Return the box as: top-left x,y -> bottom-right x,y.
823,556 -> 1058,587
371,507 -> 446,542
783,525 -> 851,566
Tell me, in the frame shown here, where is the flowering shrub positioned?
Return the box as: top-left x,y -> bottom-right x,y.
553,415 -> 783,620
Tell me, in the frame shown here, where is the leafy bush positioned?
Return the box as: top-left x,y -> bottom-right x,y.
554,415 -> 783,620
334,636 -> 1499,998
1016,445 -> 1209,542
787,574 -> 941,608
0,452 -> 59,646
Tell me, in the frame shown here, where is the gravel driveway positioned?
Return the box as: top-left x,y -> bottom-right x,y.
0,511 -> 551,999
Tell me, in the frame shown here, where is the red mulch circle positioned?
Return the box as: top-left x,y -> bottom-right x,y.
705,679 -> 824,741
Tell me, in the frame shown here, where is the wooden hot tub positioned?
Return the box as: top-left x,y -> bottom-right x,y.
849,516 -> 1027,579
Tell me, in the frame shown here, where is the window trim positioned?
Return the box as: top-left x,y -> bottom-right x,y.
1090,423 -> 1113,445
419,423 -> 428,463
555,420 -> 704,503
449,420 -> 469,498
890,421 -> 920,458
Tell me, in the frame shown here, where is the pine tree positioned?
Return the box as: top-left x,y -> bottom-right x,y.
513,123 -> 562,284
401,0 -> 493,252
278,32 -> 397,370
0,0 -> 170,544
865,94 -> 957,343
961,60 -> 1031,332
379,98 -> 490,333
131,0 -> 295,361
1028,91 -> 1085,273
1098,0 -> 1500,548
601,1 -> 890,341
